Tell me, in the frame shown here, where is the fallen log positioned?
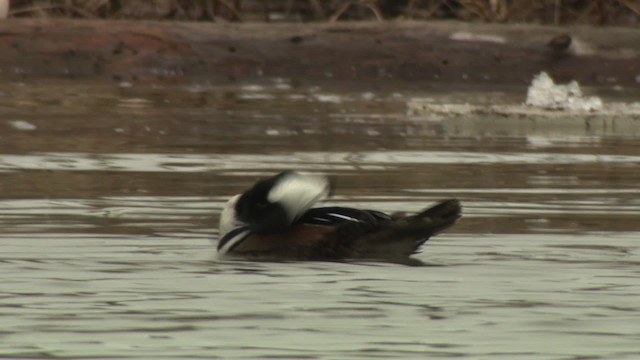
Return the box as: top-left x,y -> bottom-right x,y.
0,19 -> 639,88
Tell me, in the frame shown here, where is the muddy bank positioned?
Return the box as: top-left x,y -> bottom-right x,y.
0,19 -> 639,88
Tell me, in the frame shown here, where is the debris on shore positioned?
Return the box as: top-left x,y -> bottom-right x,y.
525,72 -> 602,112
407,72 -> 640,121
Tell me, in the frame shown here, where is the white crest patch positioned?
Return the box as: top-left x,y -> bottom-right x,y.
267,172 -> 330,223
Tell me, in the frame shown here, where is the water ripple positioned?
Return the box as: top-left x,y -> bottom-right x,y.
1,150 -> 640,173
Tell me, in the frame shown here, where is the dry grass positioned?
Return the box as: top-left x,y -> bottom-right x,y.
7,0 -> 640,25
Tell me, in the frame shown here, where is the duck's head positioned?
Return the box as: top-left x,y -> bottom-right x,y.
220,171 -> 331,236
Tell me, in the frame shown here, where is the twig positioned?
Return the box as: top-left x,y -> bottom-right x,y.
330,0 -> 383,22
423,0 -> 449,19
362,1 -> 384,21
617,0 -> 640,16
329,0 -> 354,22
574,1 -> 598,24
205,0 -> 215,20
283,0 -> 292,19
217,0 -> 243,21
308,0 -> 326,19
0,0 -> 7,19
458,0 -> 489,20
9,4 -> 61,16
405,0 -> 417,19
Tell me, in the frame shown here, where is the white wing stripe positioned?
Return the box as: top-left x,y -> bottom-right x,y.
326,212 -> 362,222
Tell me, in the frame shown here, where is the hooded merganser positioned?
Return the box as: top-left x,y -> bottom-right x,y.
218,171 -> 461,261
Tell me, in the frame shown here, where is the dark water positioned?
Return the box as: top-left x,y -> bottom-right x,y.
1,81 -> 639,359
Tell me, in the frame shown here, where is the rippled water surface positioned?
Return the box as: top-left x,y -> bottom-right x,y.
1,81 -> 639,359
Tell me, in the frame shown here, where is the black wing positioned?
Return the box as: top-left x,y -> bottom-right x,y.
298,207 -> 391,228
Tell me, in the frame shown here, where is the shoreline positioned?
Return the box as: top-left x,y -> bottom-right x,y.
0,19 -> 639,88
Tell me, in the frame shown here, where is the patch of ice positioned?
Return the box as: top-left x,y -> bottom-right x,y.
361,92 -> 376,101
241,85 -> 264,91
525,72 -> 602,111
527,135 -> 601,148
570,39 -> 596,56
314,94 -> 342,103
275,83 -> 291,90
288,94 -> 307,100
8,120 -> 37,131
237,93 -> 275,100
118,98 -> 152,108
450,31 -> 506,44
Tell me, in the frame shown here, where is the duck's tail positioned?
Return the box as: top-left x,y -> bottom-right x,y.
348,199 -> 462,259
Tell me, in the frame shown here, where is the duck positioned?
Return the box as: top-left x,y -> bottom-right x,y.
218,171 -> 461,261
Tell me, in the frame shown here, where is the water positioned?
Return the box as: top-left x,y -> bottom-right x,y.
1,81 -> 639,359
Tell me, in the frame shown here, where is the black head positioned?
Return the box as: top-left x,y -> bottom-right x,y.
235,172 -> 294,234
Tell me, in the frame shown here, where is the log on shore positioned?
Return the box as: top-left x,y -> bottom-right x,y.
0,19 -> 639,88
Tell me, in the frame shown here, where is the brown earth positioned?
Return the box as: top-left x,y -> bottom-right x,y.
0,19 -> 639,88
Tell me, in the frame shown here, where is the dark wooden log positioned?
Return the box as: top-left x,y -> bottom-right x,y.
0,19 -> 639,87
